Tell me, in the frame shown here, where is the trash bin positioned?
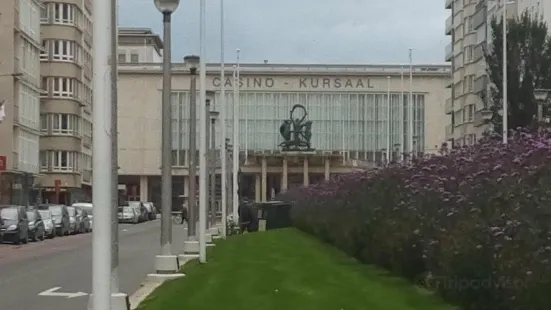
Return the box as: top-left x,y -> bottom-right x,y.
256,201 -> 292,231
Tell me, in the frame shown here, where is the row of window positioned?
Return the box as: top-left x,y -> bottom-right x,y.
41,77 -> 93,106
453,104 -> 475,125
19,39 -> 41,83
18,84 -> 41,131
40,3 -> 92,36
118,52 -> 140,63
17,131 -> 40,174
39,151 -> 91,172
40,113 -> 92,137
19,0 -> 41,43
40,40 -> 92,68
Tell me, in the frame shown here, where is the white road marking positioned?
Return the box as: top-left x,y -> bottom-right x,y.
38,287 -> 88,299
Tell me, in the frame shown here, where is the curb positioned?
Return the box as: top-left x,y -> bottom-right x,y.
128,259 -> 196,309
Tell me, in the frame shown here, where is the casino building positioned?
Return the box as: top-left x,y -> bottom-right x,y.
116,28 -> 451,205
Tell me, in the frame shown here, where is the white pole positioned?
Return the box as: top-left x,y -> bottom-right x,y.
408,48 -> 414,158
92,0 -> 112,307
341,102 -> 345,165
386,76 -> 391,163
231,50 -> 240,222
502,1 -> 508,144
400,66 -> 404,161
219,0 -> 227,238
198,0 -> 207,263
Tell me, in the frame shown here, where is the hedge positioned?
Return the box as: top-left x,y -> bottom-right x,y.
278,130 -> 551,310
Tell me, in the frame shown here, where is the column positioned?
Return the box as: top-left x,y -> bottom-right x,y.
303,157 -> 309,186
281,157 -> 288,191
139,175 -> 149,202
261,157 -> 267,202
255,174 -> 261,202
324,157 -> 330,180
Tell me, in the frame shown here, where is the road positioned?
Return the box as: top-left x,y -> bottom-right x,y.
0,219 -> 188,310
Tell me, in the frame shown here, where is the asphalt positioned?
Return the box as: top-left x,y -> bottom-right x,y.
0,219 -> 189,310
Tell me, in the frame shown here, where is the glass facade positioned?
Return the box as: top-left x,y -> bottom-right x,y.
171,91 -> 425,165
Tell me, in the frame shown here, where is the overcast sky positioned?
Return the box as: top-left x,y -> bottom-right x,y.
119,0 -> 447,64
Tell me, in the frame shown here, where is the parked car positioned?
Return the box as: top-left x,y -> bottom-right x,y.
37,209 -> 56,238
66,206 -> 79,234
143,202 -> 157,220
26,209 -> 46,241
75,207 -> 91,233
39,204 -> 70,236
118,206 -> 139,224
128,201 -> 148,222
72,203 -> 93,230
0,205 -> 29,244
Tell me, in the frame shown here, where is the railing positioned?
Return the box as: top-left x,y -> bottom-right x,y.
118,62 -> 452,74
445,98 -> 453,114
445,124 -> 454,140
445,43 -> 453,61
445,16 -> 453,35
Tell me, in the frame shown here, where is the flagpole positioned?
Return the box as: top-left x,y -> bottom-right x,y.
408,48 -> 414,159
231,49 -> 240,222
400,66 -> 404,161
198,0 -> 207,263
219,0 -> 227,238
386,76 -> 391,163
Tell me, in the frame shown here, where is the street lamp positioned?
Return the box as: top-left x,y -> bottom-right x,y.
153,0 -> 181,276
184,54 -> 199,240
202,91 -> 215,247
209,110 -> 220,230
534,89 -> 550,123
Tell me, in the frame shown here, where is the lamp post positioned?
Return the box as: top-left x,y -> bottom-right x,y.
184,55 -> 199,239
534,89 -> 550,124
209,110 -> 219,229
152,0 -> 181,275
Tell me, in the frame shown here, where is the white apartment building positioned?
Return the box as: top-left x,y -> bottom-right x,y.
444,0 -> 551,146
0,0 -> 42,205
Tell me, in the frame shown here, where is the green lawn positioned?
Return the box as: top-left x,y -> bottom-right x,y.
138,228 -> 457,310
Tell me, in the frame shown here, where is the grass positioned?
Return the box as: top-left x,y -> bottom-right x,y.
138,228 -> 457,310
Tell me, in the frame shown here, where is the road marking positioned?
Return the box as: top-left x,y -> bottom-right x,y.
38,287 -> 88,299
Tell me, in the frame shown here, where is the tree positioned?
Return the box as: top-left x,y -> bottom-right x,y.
484,11 -> 551,132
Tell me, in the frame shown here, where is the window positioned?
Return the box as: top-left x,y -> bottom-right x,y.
53,40 -> 75,61
19,0 -> 40,41
118,53 -> 126,63
51,151 -> 77,172
40,114 -> 48,132
52,77 -> 74,98
17,131 -> 39,174
18,84 -> 40,130
130,53 -> 139,63
52,114 -> 79,135
41,77 -> 49,97
40,4 -> 49,23
40,151 -> 48,171
467,104 -> 474,122
40,40 -> 49,60
53,3 -> 75,25
19,39 -> 40,82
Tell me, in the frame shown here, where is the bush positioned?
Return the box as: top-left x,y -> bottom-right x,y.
278,129 -> 551,310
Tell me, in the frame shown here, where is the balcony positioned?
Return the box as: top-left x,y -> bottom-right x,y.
445,43 -> 453,61
445,97 -> 453,114
445,0 -> 452,9
445,16 -> 452,35
445,124 -> 454,140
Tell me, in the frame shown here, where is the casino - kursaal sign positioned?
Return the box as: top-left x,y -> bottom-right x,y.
212,77 -> 375,89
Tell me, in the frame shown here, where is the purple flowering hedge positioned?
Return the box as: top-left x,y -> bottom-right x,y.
277,130 -> 551,310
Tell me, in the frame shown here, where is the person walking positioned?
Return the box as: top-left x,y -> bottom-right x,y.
180,204 -> 188,225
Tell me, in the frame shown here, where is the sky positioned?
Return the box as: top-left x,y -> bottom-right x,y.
119,0 -> 448,64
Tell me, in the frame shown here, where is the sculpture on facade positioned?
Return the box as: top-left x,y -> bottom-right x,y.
279,104 -> 315,151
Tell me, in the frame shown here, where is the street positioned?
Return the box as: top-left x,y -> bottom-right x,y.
0,219 -> 188,310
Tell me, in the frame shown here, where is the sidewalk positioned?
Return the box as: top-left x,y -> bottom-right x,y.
136,229 -> 455,310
